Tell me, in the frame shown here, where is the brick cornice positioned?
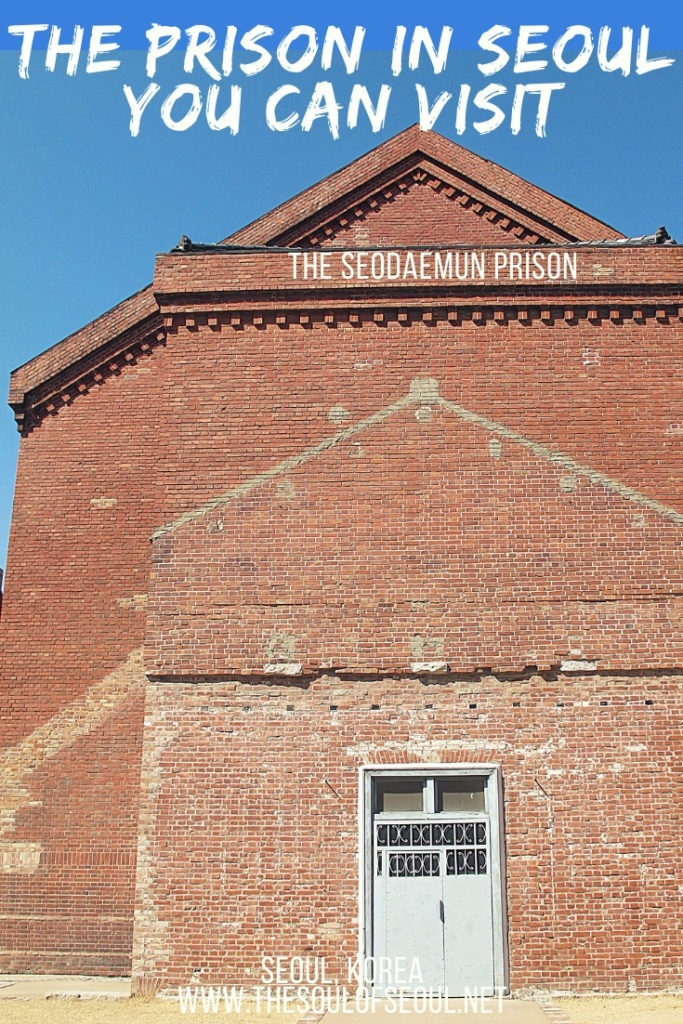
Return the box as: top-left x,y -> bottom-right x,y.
10,241 -> 680,432
266,161 -> 554,248
9,285 -> 158,403
8,285 -> 164,432
160,301 -> 683,335
10,311 -> 165,434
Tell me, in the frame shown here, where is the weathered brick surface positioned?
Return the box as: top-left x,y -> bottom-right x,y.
132,674 -> 682,994
0,688 -> 144,974
145,315 -> 683,534
0,348 -> 160,972
1,128 -> 680,986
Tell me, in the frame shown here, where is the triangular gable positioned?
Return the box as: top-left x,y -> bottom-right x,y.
224,125 -> 624,248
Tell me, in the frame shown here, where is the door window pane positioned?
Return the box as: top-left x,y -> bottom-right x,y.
438,777 -> 486,812
375,778 -> 424,812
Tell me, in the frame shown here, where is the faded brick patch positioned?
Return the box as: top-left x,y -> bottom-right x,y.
116,594 -> 148,612
0,648 -> 145,841
0,841 -> 43,875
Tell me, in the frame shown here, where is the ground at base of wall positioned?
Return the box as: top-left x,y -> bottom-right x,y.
0,993 -> 682,1024
554,995 -> 683,1024
0,997 -> 298,1024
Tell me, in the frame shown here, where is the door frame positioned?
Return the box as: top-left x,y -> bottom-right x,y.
358,763 -> 509,995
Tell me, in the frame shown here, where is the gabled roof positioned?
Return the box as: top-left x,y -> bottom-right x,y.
223,124 -> 624,248
6,126 -> 641,430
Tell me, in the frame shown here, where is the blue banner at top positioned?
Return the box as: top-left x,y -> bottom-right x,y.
3,1 -> 682,49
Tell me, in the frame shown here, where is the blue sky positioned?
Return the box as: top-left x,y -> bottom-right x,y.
1,1 -> 681,573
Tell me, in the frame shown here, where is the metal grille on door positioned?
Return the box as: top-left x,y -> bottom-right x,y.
376,821 -> 488,878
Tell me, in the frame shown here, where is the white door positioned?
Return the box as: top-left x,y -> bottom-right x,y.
367,771 -> 504,996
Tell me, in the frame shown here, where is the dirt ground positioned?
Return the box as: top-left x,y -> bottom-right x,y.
555,994 -> 683,1023
0,995 -> 682,1023
0,999 -> 298,1023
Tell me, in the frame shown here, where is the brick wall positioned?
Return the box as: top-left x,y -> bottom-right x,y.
145,352 -> 683,679
136,308 -> 682,991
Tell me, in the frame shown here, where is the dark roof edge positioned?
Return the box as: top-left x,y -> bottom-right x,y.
170,228 -> 678,255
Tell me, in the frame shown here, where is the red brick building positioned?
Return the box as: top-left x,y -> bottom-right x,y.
1,126 -> 681,994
